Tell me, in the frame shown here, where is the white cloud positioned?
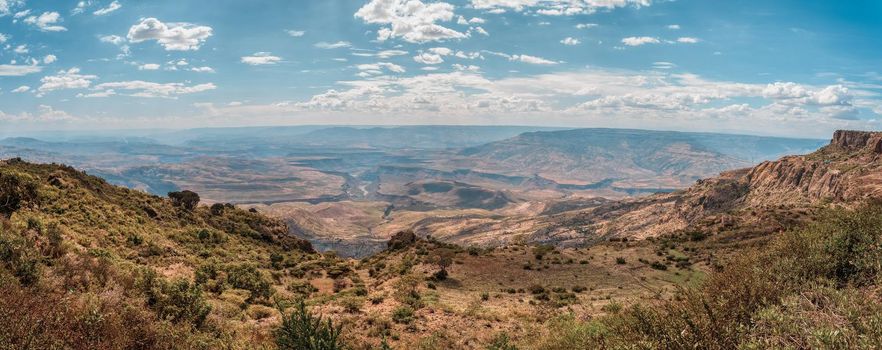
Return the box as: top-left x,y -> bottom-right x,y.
575,23 -> 598,29
676,37 -> 699,44
11,85 -> 29,93
127,18 -> 213,51
355,0 -> 466,43
652,61 -> 675,69
412,47 -> 454,64
0,105 -> 76,122
314,41 -> 351,49
93,1 -> 121,16
0,0 -> 23,17
190,66 -> 215,73
286,30 -> 305,37
0,64 -> 41,76
91,81 -> 216,98
357,62 -> 406,75
24,12 -> 67,32
510,54 -> 558,65
470,0 -> 652,16
241,52 -> 282,65
667,24 -> 680,30
0,33 -> 7,43
762,82 -> 851,106
414,52 -> 444,65
13,44 -> 27,54
43,55 -> 57,64
100,34 -> 125,45
352,49 -> 409,59
453,64 -> 480,71
622,36 -> 659,46
560,37 -> 580,45
39,68 -> 98,92
138,63 -> 160,70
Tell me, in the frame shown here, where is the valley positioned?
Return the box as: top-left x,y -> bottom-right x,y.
0,126 -> 825,257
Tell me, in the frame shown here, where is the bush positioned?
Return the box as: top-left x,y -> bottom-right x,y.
615,257 -> 626,265
392,305 -> 415,324
487,332 -> 518,350
275,300 -> 345,350
226,264 -> 273,302
0,171 -> 39,216
141,271 -> 211,327
168,190 -> 200,211
581,203 -> 882,349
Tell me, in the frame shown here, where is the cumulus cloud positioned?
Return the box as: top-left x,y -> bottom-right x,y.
412,47 -> 453,65
39,68 -> 98,92
127,18 -> 213,51
560,37 -> 580,45
190,66 -> 215,73
99,34 -> 125,45
90,81 -> 216,98
43,55 -> 57,64
355,0 -> 466,43
676,37 -> 699,43
13,44 -> 27,54
11,85 -> 29,93
762,82 -> 852,106
286,30 -> 305,37
93,1 -> 121,16
622,36 -> 659,46
138,63 -> 160,70
575,23 -> 598,29
241,52 -> 282,65
0,105 -> 76,122
470,0 -> 652,15
356,62 -> 406,76
24,12 -> 67,32
667,24 -> 680,30
0,64 -> 41,76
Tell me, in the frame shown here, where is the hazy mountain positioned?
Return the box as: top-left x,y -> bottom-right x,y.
452,128 -> 826,187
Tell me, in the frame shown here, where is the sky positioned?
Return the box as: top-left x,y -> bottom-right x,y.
0,0 -> 881,138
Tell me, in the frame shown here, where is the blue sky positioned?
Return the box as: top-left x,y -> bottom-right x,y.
0,0 -> 881,137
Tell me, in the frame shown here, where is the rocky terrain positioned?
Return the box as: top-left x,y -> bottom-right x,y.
410,130 -> 882,246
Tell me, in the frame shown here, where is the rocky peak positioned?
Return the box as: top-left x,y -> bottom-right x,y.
831,130 -> 882,153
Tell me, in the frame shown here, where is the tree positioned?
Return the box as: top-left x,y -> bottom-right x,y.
432,248 -> 454,280
275,300 -> 345,350
209,203 -> 226,216
0,171 -> 38,216
168,190 -> 200,210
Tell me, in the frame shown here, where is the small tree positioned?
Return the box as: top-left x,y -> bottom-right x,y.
275,300 -> 345,350
0,171 -> 38,216
168,190 -> 200,211
432,248 -> 454,280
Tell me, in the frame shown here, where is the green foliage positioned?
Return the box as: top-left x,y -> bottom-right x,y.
563,203 -> 882,349
0,231 -> 41,286
0,170 -> 39,216
168,190 -> 200,211
140,270 -> 211,327
392,305 -> 414,324
226,263 -> 273,303
486,333 -> 518,350
275,300 -> 345,350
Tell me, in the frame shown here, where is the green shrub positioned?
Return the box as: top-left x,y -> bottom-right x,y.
275,300 -> 345,350
141,271 -> 211,327
486,332 -> 518,350
227,264 -> 273,302
392,305 -> 414,324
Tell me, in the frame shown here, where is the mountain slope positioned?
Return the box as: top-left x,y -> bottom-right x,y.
450,128 -> 825,188
410,130 -> 881,246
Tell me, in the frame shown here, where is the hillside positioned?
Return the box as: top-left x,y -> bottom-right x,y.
449,128 -> 825,188
408,130 -> 882,247
1,131 -> 880,349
